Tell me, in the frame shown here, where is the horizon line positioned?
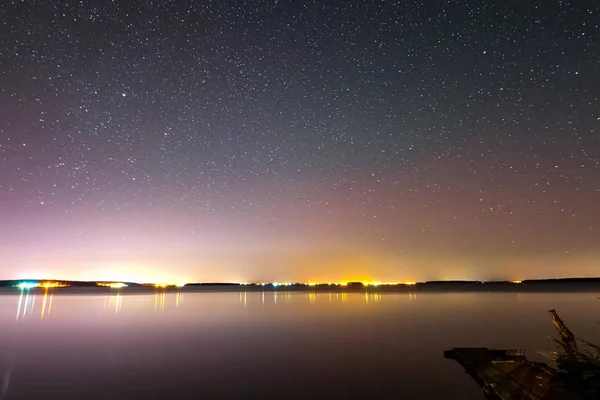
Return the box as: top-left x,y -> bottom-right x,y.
2,276 -> 600,287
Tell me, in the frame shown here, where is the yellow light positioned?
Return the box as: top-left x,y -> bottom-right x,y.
41,290 -> 48,319
511,280 -> 522,284
151,282 -> 186,288
97,282 -> 128,288
401,281 -> 417,286
39,281 -> 69,288
111,282 -> 127,288
360,280 -> 382,286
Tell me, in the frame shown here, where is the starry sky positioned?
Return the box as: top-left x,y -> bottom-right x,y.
0,0 -> 599,283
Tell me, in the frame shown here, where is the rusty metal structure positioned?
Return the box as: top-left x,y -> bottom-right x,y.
445,310 -> 600,399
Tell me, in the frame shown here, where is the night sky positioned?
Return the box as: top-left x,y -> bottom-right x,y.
1,0 -> 599,283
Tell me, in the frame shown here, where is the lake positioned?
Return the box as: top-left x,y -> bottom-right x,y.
0,290 -> 599,399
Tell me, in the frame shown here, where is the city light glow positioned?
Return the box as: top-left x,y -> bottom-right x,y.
154,283 -> 171,288
1,0 -> 596,293
272,282 -> 293,287
16,282 -> 39,289
97,282 -> 128,288
39,281 -> 69,288
10,279 -> 421,289
232,280 -> 420,287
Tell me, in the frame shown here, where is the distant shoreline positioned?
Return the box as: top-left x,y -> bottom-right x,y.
1,278 -> 600,295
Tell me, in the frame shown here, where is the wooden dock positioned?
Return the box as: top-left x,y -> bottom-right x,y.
444,348 -> 576,399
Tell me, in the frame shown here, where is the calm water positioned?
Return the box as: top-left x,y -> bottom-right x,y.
0,291 -> 599,399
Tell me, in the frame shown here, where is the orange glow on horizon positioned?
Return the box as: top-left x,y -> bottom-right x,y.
97,282 -> 128,288
39,281 -> 69,288
17,278 -> 422,287
300,280 -> 418,286
154,283 -> 170,288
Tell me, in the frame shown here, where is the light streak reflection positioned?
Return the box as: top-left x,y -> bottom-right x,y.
41,290 -> 48,319
15,291 -> 23,320
115,292 -> 122,313
9,290 -> 401,320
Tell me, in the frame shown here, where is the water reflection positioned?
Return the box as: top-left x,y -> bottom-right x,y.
40,290 -> 53,319
14,290 -> 57,320
152,292 -> 168,311
8,290 -> 421,320
15,291 -> 36,320
104,293 -> 123,313
0,291 -> 598,400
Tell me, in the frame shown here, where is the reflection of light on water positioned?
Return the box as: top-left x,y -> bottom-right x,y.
23,293 -> 33,318
10,291 -> 407,319
105,293 -> 123,314
41,290 -> 48,319
150,292 -> 183,311
409,293 -> 417,301
116,292 -> 122,313
15,291 -> 23,320
364,293 -> 382,304
15,292 -> 43,320
1,366 -> 12,399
